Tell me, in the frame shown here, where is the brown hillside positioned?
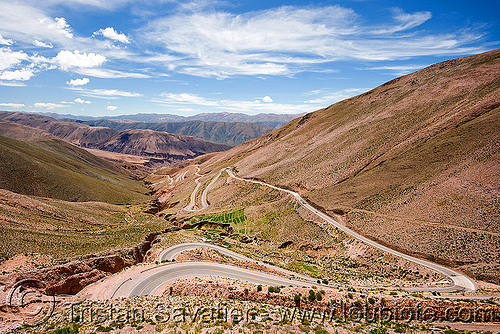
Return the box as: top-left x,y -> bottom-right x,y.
0,120 -> 54,141
0,111 -> 115,146
200,49 -> 500,283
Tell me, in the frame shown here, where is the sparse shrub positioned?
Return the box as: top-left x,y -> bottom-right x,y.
308,289 -> 316,302
315,330 -> 329,334
52,323 -> 80,334
257,285 -> 262,292
294,294 -> 301,306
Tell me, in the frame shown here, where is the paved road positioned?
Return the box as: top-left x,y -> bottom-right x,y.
114,262 -> 312,298
183,166 -> 203,212
225,168 -> 476,293
158,242 -> 316,282
183,166 -> 222,212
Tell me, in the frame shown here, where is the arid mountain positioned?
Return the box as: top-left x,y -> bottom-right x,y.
0,120 -> 54,141
0,135 -> 148,203
0,111 -> 115,146
0,111 -> 230,161
44,111 -> 303,128
201,49 -> 500,283
74,119 -> 274,146
98,128 -> 231,159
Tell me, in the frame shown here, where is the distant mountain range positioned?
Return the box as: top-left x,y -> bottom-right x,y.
0,112 -> 230,163
40,111 -> 304,129
71,119 -> 274,146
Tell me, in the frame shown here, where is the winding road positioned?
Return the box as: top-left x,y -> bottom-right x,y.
183,166 -> 223,212
112,261 -> 314,298
158,242 -> 316,283
224,168 -> 476,293
109,166 -> 476,299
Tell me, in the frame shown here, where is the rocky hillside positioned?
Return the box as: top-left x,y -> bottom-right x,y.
73,119 -> 274,146
201,49 -> 500,283
0,111 -> 230,160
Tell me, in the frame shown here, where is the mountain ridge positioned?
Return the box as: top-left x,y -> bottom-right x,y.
39,111 -> 304,128
71,119 -> 274,146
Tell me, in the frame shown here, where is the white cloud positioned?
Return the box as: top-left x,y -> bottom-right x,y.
262,96 -> 273,103
93,27 -> 130,44
0,102 -> 25,108
0,48 -> 28,71
107,105 -> 118,111
66,77 -> 90,86
0,34 -> 13,45
33,40 -> 54,48
74,97 -> 91,104
34,102 -> 69,109
69,87 -> 142,98
55,50 -> 106,71
0,69 -> 35,81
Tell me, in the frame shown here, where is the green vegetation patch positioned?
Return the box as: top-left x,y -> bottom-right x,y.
201,208 -> 246,225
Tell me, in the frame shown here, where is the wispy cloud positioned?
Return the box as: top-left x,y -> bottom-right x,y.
152,91 -> 334,114
34,102 -> 70,109
0,2 -> 74,45
0,81 -> 26,87
373,8 -> 432,34
74,68 -> 150,79
0,102 -> 25,108
140,6 -> 487,78
69,87 -> 143,98
303,88 -> 365,104
364,64 -> 429,75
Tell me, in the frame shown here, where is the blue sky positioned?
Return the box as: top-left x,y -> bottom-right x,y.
0,0 -> 498,116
